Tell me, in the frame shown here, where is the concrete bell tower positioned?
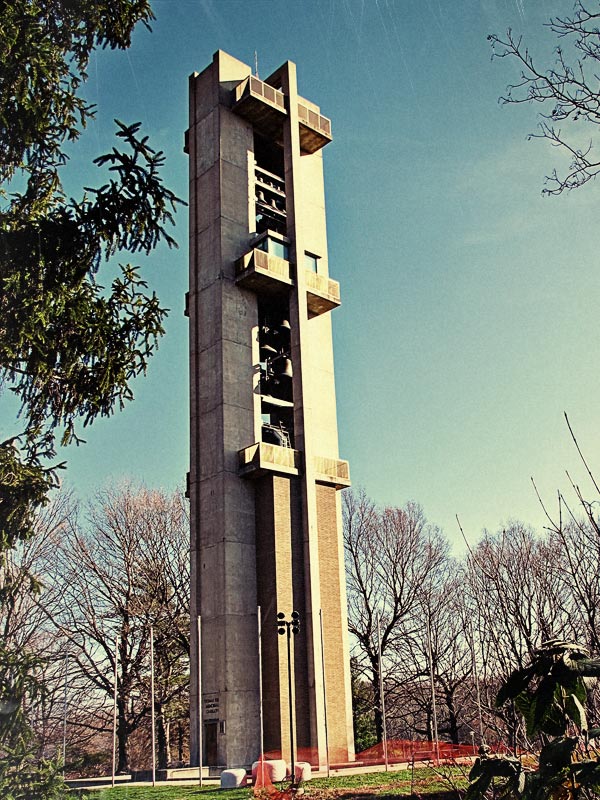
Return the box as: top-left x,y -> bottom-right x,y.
186,50 -> 354,770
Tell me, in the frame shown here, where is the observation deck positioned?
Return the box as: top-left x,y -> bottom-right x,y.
238,442 -> 301,478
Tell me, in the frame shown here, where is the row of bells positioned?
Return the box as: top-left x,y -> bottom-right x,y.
260,320 -> 290,339
259,320 -> 292,377
258,319 -> 291,354
256,189 -> 286,213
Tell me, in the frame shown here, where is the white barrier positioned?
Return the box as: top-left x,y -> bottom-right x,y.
252,759 -> 287,783
293,762 -> 311,782
221,768 -> 247,788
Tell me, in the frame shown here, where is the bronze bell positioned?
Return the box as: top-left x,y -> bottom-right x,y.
277,358 -> 293,379
278,320 -> 291,342
260,343 -> 278,357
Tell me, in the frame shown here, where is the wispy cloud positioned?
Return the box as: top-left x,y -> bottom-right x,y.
456,134 -> 600,244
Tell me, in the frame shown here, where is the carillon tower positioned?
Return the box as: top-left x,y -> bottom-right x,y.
186,50 -> 354,770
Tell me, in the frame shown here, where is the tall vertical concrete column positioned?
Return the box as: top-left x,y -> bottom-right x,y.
187,51 -> 260,769
187,50 -> 354,770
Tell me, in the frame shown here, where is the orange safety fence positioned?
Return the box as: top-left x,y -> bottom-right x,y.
357,739 -> 473,764
357,739 -> 516,765
254,739 -> 515,779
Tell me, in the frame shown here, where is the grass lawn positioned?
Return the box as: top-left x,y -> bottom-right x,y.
71,788 -> 248,800
71,766 -> 468,800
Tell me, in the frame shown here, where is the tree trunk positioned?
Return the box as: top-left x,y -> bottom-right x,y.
426,704 -> 433,742
370,665 -> 384,744
165,719 -> 171,765
177,720 -> 184,763
157,704 -> 168,769
445,689 -> 459,744
116,699 -> 130,774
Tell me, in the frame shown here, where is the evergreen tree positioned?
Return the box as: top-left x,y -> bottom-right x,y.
0,2 -> 181,793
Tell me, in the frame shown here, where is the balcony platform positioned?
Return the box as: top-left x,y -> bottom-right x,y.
232,79 -> 332,152
298,102 -> 332,153
235,249 -> 294,294
305,271 -> 341,316
233,76 -> 286,139
239,443 -> 301,478
314,456 -> 351,489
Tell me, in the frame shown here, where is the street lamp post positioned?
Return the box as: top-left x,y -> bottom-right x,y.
150,625 -> 156,787
62,651 -> 70,774
111,635 -> 119,788
277,611 -> 300,783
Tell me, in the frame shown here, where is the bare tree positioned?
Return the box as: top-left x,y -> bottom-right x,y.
391,567 -> 474,745
1,492 -> 74,648
43,485 -> 189,773
0,492 -> 76,759
343,488 -> 449,743
133,495 -> 190,768
464,522 -> 568,750
489,2 -> 600,194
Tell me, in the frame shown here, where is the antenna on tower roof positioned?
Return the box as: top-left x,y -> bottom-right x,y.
254,50 -> 259,79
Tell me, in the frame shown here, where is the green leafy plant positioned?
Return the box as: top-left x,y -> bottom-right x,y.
466,639 -> 600,800
0,641 -> 67,799
1,0 -> 182,549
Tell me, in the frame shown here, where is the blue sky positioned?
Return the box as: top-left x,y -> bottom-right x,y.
22,0 -> 600,550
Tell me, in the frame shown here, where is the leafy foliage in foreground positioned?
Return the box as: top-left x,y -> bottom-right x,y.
0,1 -> 182,797
466,640 -> 600,800
0,0 -> 181,549
0,642 -> 68,798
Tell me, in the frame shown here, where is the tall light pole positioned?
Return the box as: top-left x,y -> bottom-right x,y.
197,615 -> 203,787
111,635 -> 119,788
425,614 -> 440,763
277,611 -> 300,782
319,609 -> 330,777
258,606 -> 265,785
62,651 -> 69,774
469,618 -> 485,745
376,615 -> 389,771
150,625 -> 156,787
